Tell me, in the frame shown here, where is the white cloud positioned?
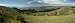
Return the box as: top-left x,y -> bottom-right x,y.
24,0 -> 65,6
37,1 -> 43,3
0,4 -> 22,7
39,0 -> 65,6
0,4 -> 8,6
0,4 -> 15,6
42,0 -> 64,4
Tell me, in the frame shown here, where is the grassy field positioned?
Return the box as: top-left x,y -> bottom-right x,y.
24,7 -> 74,23
25,14 -> 74,23
0,6 -> 75,23
24,8 -> 75,23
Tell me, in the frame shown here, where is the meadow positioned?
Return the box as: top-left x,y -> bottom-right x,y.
27,15 -> 72,23
0,6 -> 75,23
25,7 -> 75,23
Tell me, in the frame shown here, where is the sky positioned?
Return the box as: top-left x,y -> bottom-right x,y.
0,0 -> 75,7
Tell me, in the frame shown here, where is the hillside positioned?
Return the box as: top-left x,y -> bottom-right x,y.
0,6 -> 75,23
26,6 -> 75,23
21,6 -> 73,16
0,6 -> 27,23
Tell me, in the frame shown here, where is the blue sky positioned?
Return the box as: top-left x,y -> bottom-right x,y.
64,0 -> 75,3
64,0 -> 75,6
0,0 -> 26,7
0,0 -> 43,7
0,0 -> 75,7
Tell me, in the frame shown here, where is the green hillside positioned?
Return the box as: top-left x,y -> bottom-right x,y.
25,6 -> 75,23
0,6 -> 75,23
0,6 -> 27,23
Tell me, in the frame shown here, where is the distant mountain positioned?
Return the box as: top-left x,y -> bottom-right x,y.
18,6 -> 64,11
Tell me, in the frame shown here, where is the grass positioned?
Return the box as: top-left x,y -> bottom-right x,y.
0,6 -> 75,23
26,15 -> 73,23
25,8 -> 74,23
